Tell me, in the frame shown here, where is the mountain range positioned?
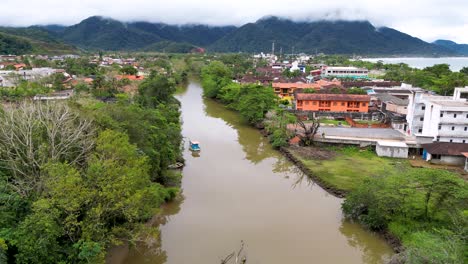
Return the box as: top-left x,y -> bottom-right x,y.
0,16 -> 466,56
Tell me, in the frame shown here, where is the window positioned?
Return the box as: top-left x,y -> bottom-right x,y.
418,128 -> 422,133
440,113 -> 444,118
463,140 -> 466,143
362,103 -> 367,106
454,114 -> 457,118
341,102 -> 345,106
305,101 -> 309,105
465,127 -> 467,131
422,106 -> 425,110
466,114 -> 468,118
436,136 -> 440,141
438,125 -> 442,130
333,102 -> 337,106
433,154 -> 442,159
312,102 -> 317,105
452,126 -> 455,130
450,139 -> 453,143
420,117 -> 424,121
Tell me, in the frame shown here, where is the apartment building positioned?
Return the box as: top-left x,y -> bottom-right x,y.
406,87 -> 468,143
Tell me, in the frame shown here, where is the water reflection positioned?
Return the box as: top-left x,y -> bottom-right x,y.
203,97 -> 276,164
339,220 -> 392,264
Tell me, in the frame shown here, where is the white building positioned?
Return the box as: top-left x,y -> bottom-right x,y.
406,87 -> 468,143
321,66 -> 369,79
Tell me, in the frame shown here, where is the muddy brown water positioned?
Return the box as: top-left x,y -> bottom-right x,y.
107,81 -> 393,264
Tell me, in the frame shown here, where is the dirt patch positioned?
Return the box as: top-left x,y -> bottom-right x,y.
287,144 -> 336,160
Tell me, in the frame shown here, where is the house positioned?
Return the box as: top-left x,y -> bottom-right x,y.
272,83 -> 320,98
374,93 -> 408,115
273,80 -> 342,98
376,141 -> 409,158
406,87 -> 468,143
295,94 -> 370,112
321,66 -> 369,79
422,142 -> 468,166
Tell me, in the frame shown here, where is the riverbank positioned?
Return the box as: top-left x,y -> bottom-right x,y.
282,145 -> 411,195
278,144 -> 405,253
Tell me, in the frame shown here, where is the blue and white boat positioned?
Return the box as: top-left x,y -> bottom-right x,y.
189,140 -> 201,152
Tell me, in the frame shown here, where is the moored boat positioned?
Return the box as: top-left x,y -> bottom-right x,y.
189,140 -> 201,152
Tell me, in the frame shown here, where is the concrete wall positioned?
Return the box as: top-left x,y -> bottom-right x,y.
376,144 -> 409,158
465,158 -> 468,172
431,155 -> 466,165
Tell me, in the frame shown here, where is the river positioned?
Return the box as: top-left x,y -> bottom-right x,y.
362,57 -> 468,72
107,81 -> 393,264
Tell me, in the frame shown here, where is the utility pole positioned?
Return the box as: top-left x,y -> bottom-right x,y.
272,41 -> 275,56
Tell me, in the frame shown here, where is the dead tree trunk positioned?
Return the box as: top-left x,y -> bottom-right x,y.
296,115 -> 320,146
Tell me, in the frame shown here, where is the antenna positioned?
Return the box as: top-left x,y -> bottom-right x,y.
280,47 -> 283,59
272,41 -> 275,55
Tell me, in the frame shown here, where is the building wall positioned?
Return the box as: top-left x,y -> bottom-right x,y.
376,145 -> 409,158
407,89 -> 468,143
296,100 -> 369,112
465,158 -> 468,172
440,155 -> 466,165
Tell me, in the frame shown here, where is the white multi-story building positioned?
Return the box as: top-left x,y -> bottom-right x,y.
406,87 -> 468,143
321,66 -> 369,79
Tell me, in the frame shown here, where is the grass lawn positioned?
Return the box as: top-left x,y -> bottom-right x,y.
319,119 -> 349,126
354,120 -> 382,125
290,146 -> 410,192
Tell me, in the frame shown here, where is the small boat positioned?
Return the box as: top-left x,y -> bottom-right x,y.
168,162 -> 184,169
189,140 -> 201,152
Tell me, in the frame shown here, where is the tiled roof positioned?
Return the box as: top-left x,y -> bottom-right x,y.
422,142 -> 468,156
296,93 -> 371,102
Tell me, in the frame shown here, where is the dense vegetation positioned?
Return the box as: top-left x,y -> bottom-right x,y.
342,168 -> 467,263
0,71 -> 183,263
383,63 -> 468,95
54,16 -> 234,51
0,33 -> 33,55
209,17 -> 455,55
0,27 -> 76,55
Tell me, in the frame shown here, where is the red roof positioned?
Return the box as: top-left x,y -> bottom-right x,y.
422,143 -> 468,156
273,83 -> 318,89
462,152 -> 468,158
296,93 -> 370,102
115,75 -> 145,81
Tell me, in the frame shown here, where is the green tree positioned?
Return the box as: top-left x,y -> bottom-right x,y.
237,85 -> 277,124
460,67 -> 468,75
347,87 -> 366,94
138,72 -> 176,107
120,65 -> 138,75
201,61 -> 232,98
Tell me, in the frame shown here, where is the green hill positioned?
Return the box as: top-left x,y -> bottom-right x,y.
0,27 -> 77,55
209,17 -> 454,56
0,15 -> 462,56
433,40 -> 468,55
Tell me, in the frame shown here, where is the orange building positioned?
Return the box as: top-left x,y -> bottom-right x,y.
272,80 -> 342,97
273,83 -> 319,97
295,93 -> 370,112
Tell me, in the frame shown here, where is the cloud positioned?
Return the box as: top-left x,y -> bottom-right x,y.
1,0 -> 468,43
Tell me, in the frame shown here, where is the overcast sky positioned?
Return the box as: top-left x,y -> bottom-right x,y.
2,0 -> 468,43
